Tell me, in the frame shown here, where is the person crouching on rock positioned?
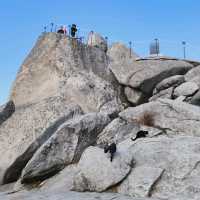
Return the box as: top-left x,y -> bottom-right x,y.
57,26 -> 64,34
104,142 -> 117,162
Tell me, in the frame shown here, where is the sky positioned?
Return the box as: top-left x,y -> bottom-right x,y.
1,0 -> 200,105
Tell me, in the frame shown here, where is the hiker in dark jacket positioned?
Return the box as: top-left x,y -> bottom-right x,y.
71,24 -> 77,37
104,142 -> 117,162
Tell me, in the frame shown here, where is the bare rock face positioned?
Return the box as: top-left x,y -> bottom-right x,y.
97,118 -> 162,147
72,146 -> 132,192
190,90 -> 200,106
119,98 -> 200,136
173,82 -> 199,98
149,87 -> 174,101
87,32 -> 107,52
63,72 -> 122,113
153,75 -> 185,95
117,136 -> 200,200
39,164 -> 78,192
118,166 -> 164,197
0,190 -> 160,200
185,65 -> 200,86
108,43 -> 139,61
97,118 -> 139,146
10,33 -> 121,112
0,101 -> 15,126
21,113 -> 110,183
0,96 -> 82,184
109,57 -> 192,95
124,87 -> 146,105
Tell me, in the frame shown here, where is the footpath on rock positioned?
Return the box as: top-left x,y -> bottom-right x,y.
1,31 -> 200,200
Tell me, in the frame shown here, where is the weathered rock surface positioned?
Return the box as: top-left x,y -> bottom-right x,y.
118,166 -> 164,197
0,101 -> 15,126
119,98 -> 200,136
173,82 -> 199,97
97,118 -> 162,147
0,190 -> 159,200
124,87 -> 146,105
87,32 -> 107,52
63,72 -> 122,113
40,164 -> 78,192
10,33 -> 119,111
3,30 -> 200,200
73,146 -> 132,192
190,90 -> 200,106
0,97 -> 82,184
21,113 -> 110,183
185,65 -> 200,82
99,99 -> 123,119
108,43 -> 139,62
109,58 -> 192,95
97,118 -> 140,146
149,87 -> 174,101
153,75 -> 185,95
117,136 -> 200,200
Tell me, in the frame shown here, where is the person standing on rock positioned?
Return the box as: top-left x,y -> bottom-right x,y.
70,24 -> 77,38
88,31 -> 94,45
104,142 -> 117,162
63,25 -> 67,35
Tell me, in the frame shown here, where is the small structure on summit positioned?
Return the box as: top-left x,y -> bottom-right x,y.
150,39 -> 160,56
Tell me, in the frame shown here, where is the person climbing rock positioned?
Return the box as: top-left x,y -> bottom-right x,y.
71,24 -> 77,37
131,130 -> 148,141
104,142 -> 117,162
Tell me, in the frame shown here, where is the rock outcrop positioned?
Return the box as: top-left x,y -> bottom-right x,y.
73,146 -> 132,192
10,33 -> 122,113
2,30 -> 200,200
21,113 -> 110,183
109,58 -> 192,95
116,136 -> 200,199
0,97 -> 82,184
0,100 -> 15,126
173,82 -> 199,98
119,98 -> 200,136
153,75 -> 185,95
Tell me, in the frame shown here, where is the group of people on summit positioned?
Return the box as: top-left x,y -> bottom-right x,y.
57,24 -> 78,38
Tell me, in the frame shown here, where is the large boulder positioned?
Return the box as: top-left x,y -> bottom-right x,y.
118,166 -> 164,197
119,98 -> 200,136
109,58 -> 192,95
0,101 -> 15,126
0,96 -> 82,184
63,72 -> 122,113
173,82 -> 199,98
108,43 -> 139,61
149,87 -> 174,101
97,118 -> 139,146
10,33 -> 119,109
0,190 -> 160,200
87,32 -> 107,52
97,118 -> 162,147
21,113 -> 110,183
185,65 -> 200,86
39,164 -> 78,192
124,87 -> 146,105
116,136 -> 200,199
72,146 -> 132,192
153,75 -> 185,95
